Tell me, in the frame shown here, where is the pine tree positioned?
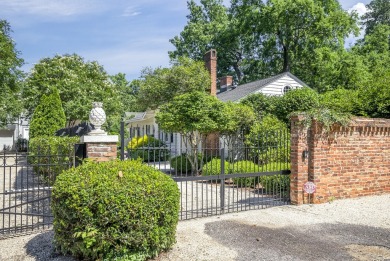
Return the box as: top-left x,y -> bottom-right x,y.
29,87 -> 66,139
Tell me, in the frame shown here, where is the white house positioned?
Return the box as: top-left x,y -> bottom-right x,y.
125,50 -> 306,154
217,72 -> 306,102
0,116 -> 29,151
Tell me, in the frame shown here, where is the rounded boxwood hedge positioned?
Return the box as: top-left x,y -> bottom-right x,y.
201,158 -> 229,176
259,162 -> 290,194
230,160 -> 259,187
52,160 -> 180,260
170,153 -> 211,174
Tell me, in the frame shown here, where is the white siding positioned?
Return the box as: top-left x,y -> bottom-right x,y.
0,130 -> 14,151
254,75 -> 304,96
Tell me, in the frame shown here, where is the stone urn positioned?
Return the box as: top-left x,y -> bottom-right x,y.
89,102 -> 106,135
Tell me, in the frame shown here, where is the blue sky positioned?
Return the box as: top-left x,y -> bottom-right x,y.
1,0 -> 371,81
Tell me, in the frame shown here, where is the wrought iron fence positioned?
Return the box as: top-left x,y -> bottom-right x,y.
121,124 -> 291,220
0,144 -> 76,238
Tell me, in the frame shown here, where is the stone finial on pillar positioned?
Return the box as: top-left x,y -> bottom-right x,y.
80,102 -> 119,162
89,102 -> 107,135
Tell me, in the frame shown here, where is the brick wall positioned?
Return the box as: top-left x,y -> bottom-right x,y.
290,116 -> 390,204
85,142 -> 117,162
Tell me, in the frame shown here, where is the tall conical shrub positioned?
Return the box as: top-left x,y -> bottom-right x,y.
29,87 -> 66,139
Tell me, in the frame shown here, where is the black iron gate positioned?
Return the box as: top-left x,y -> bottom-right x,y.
121,123 -> 291,220
0,144 -> 80,238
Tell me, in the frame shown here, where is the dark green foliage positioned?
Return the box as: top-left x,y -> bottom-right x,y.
137,58 -> 211,110
362,0 -> 390,35
170,153 -> 210,174
157,91 -> 227,174
274,87 -> 320,124
23,54 -> 122,133
292,107 -> 352,132
29,87 -> 66,139
16,138 -> 28,152
28,136 -> 78,185
52,160 -> 180,261
170,155 -> 193,174
240,93 -> 278,119
246,115 -> 290,164
359,68 -> 390,118
0,20 -> 24,127
259,162 -> 290,195
320,88 -> 364,115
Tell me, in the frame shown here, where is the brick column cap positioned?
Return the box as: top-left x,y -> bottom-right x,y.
80,135 -> 118,143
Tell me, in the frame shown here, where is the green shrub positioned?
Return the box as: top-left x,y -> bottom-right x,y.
230,160 -> 260,187
170,155 -> 192,174
245,114 -> 290,164
127,135 -> 170,162
201,158 -> 230,176
230,161 -> 290,189
170,153 -> 210,174
29,87 -> 66,139
28,136 -> 79,185
52,160 -> 180,261
273,87 -> 320,124
129,147 -> 170,162
259,162 -> 290,195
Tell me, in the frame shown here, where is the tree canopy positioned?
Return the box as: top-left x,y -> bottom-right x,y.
0,20 -> 24,127
136,57 -> 211,110
169,0 -> 244,81
23,54 -> 122,131
170,0 -> 359,89
156,91 -> 226,135
29,87 -> 66,139
156,91 -> 227,173
362,0 -> 390,35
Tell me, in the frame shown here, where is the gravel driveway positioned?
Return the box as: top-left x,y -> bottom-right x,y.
1,194 -> 389,261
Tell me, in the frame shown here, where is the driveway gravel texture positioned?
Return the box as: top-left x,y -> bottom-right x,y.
0,194 -> 389,261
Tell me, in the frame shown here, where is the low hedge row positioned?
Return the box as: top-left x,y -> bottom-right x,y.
28,136 -> 79,185
170,153 -> 211,174
201,159 -> 290,193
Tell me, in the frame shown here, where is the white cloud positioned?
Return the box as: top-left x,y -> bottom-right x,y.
0,0 -> 106,17
122,6 -> 141,17
348,2 -> 367,17
344,2 -> 368,47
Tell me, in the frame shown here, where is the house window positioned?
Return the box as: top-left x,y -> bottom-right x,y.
283,85 -> 292,94
146,125 -> 150,135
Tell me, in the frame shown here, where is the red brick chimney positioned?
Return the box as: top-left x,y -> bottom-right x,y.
204,49 -> 217,96
220,76 -> 233,88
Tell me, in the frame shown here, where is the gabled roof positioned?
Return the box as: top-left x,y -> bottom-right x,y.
217,72 -> 307,102
125,112 -> 147,123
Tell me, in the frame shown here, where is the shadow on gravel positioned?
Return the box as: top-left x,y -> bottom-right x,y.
25,231 -> 74,261
205,221 -> 390,261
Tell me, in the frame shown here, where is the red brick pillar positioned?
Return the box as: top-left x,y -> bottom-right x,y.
204,49 -> 217,96
290,116 -> 310,205
80,135 -> 118,162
